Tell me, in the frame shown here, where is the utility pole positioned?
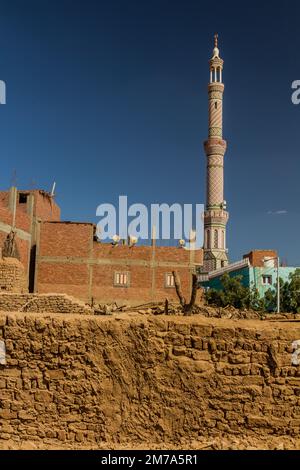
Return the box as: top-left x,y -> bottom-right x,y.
264,256 -> 280,314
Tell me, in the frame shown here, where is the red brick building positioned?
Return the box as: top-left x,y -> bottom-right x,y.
0,188 -> 60,289
0,187 -> 203,305
243,250 -> 278,267
36,221 -> 202,304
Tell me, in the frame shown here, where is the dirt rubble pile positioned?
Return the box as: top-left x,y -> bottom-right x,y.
102,302 -> 300,321
93,301 -> 283,321
0,311 -> 300,449
0,294 -> 298,322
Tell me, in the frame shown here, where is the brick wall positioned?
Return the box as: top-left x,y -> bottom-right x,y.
14,210 -> 31,233
0,200 -> 31,233
31,191 -> 60,222
0,204 -> 14,227
37,263 -> 89,300
0,192 -> 32,232
0,313 -> 300,449
39,222 -> 91,258
10,190 -> 60,222
36,222 -> 203,304
0,189 -> 60,224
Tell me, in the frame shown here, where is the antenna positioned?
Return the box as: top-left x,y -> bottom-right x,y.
11,169 -> 17,188
29,179 -> 37,189
50,182 -> 56,197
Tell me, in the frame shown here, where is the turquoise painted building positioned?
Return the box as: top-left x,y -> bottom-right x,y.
199,258 -> 298,298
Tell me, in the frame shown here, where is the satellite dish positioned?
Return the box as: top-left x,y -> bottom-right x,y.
128,235 -> 138,246
112,234 -> 120,245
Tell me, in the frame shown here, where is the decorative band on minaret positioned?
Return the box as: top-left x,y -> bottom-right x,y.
203,34 -> 229,272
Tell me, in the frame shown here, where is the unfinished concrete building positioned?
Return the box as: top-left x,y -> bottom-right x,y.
0,187 -> 203,305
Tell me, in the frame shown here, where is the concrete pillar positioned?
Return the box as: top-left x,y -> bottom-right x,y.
26,194 -> 34,219
32,221 -> 41,293
8,187 -> 17,228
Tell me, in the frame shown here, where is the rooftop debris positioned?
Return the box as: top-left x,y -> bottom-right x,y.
2,231 -> 20,260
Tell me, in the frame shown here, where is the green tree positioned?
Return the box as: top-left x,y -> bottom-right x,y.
205,273 -> 256,310
249,284 -> 265,311
262,270 -> 300,313
262,287 -> 276,312
281,269 -> 300,313
205,269 -> 300,313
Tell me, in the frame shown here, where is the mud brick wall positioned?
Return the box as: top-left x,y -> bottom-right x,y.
36,221 -> 203,304
0,314 -> 300,449
0,258 -> 27,293
0,294 -> 92,315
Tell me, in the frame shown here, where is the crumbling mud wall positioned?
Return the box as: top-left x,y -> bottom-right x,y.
0,294 -> 92,315
0,258 -> 27,293
0,313 -> 300,449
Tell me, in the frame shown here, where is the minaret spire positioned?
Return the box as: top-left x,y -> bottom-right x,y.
214,33 -> 218,48
203,34 -> 229,272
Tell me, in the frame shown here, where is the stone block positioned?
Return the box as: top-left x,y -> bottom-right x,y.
190,325 -> 212,337
228,352 -> 250,364
191,336 -> 202,350
172,346 -> 187,356
34,390 -> 53,403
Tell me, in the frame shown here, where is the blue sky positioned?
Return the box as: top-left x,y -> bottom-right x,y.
0,0 -> 299,263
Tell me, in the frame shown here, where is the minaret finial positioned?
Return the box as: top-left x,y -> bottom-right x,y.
214,33 -> 218,48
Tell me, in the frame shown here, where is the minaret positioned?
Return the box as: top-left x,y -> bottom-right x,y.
203,34 -> 229,272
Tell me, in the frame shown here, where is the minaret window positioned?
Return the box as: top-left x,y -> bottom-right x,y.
207,229 -> 211,249
215,102 -> 218,109
214,230 -> 218,249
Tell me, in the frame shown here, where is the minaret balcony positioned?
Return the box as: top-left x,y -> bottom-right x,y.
208,82 -> 224,93
204,209 -> 229,225
204,139 -> 227,156
209,57 -> 223,69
